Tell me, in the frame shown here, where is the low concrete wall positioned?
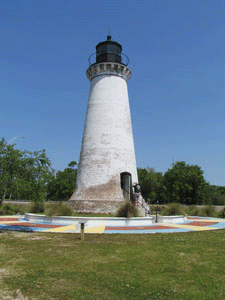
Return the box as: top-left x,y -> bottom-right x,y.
158,215 -> 187,224
24,213 -> 154,229
24,213 -> 190,233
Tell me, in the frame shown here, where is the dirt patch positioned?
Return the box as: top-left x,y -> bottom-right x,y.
2,232 -> 53,241
0,268 -> 16,279
0,289 -> 30,300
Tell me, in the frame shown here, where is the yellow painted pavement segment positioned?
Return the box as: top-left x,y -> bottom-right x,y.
166,224 -> 217,231
45,224 -> 77,233
85,226 -> 106,233
0,220 -> 25,224
0,216 -> 21,218
188,218 -> 225,223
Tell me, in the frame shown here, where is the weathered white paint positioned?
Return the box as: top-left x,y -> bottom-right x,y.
70,62 -> 138,203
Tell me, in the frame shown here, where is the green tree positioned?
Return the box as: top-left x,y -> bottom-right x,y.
138,168 -> 164,203
163,161 -> 207,205
0,137 -> 53,204
0,138 -> 24,202
47,161 -> 77,201
22,150 -> 54,202
205,185 -> 225,206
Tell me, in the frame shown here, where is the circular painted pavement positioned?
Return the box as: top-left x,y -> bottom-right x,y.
1,215 -> 225,234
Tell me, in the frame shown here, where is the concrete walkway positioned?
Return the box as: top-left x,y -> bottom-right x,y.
1,215 -> 225,234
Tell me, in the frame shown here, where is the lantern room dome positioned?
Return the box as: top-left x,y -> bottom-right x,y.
96,35 -> 122,64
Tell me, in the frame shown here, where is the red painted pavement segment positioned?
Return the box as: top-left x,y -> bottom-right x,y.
0,217 -> 20,221
7,222 -> 63,229
185,221 -> 218,226
105,221 -> 219,231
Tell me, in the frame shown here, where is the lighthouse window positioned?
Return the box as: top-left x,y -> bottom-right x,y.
99,45 -> 107,54
107,44 -> 121,54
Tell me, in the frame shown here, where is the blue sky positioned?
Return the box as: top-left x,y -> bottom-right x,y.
1,0 -> 224,185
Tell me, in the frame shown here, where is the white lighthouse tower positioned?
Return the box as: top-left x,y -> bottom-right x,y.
70,35 -> 140,213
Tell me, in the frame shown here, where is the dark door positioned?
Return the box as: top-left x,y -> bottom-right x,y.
120,172 -> 132,201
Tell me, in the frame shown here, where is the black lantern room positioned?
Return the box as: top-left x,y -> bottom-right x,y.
96,35 -> 122,64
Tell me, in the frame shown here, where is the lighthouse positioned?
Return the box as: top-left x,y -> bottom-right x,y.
69,35 -> 140,213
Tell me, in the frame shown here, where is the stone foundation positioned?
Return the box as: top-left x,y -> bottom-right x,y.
69,199 -> 124,214
71,178 -> 124,202
69,178 -> 126,214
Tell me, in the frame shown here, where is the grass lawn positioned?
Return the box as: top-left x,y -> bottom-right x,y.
0,230 -> 225,300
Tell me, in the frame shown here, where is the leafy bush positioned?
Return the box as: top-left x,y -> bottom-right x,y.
161,203 -> 185,216
205,185 -> 225,206
46,202 -> 73,216
0,204 -> 25,215
217,207 -> 225,218
185,205 -> 201,216
150,204 -> 163,215
199,205 -> 216,217
0,204 -> 16,215
29,202 -> 45,213
116,201 -> 139,218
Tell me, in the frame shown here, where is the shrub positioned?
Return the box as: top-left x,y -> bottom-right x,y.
46,202 -> 73,216
29,202 -> 45,214
185,205 -> 201,216
150,204 -> 163,215
217,207 -> 225,218
199,205 -> 216,217
0,204 -> 25,215
161,203 -> 185,216
116,201 -> 139,218
0,204 -> 16,215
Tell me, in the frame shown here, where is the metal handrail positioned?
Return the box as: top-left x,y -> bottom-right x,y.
135,198 -> 151,216
88,52 -> 129,66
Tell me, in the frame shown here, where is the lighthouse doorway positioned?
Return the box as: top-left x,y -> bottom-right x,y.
120,172 -> 132,201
